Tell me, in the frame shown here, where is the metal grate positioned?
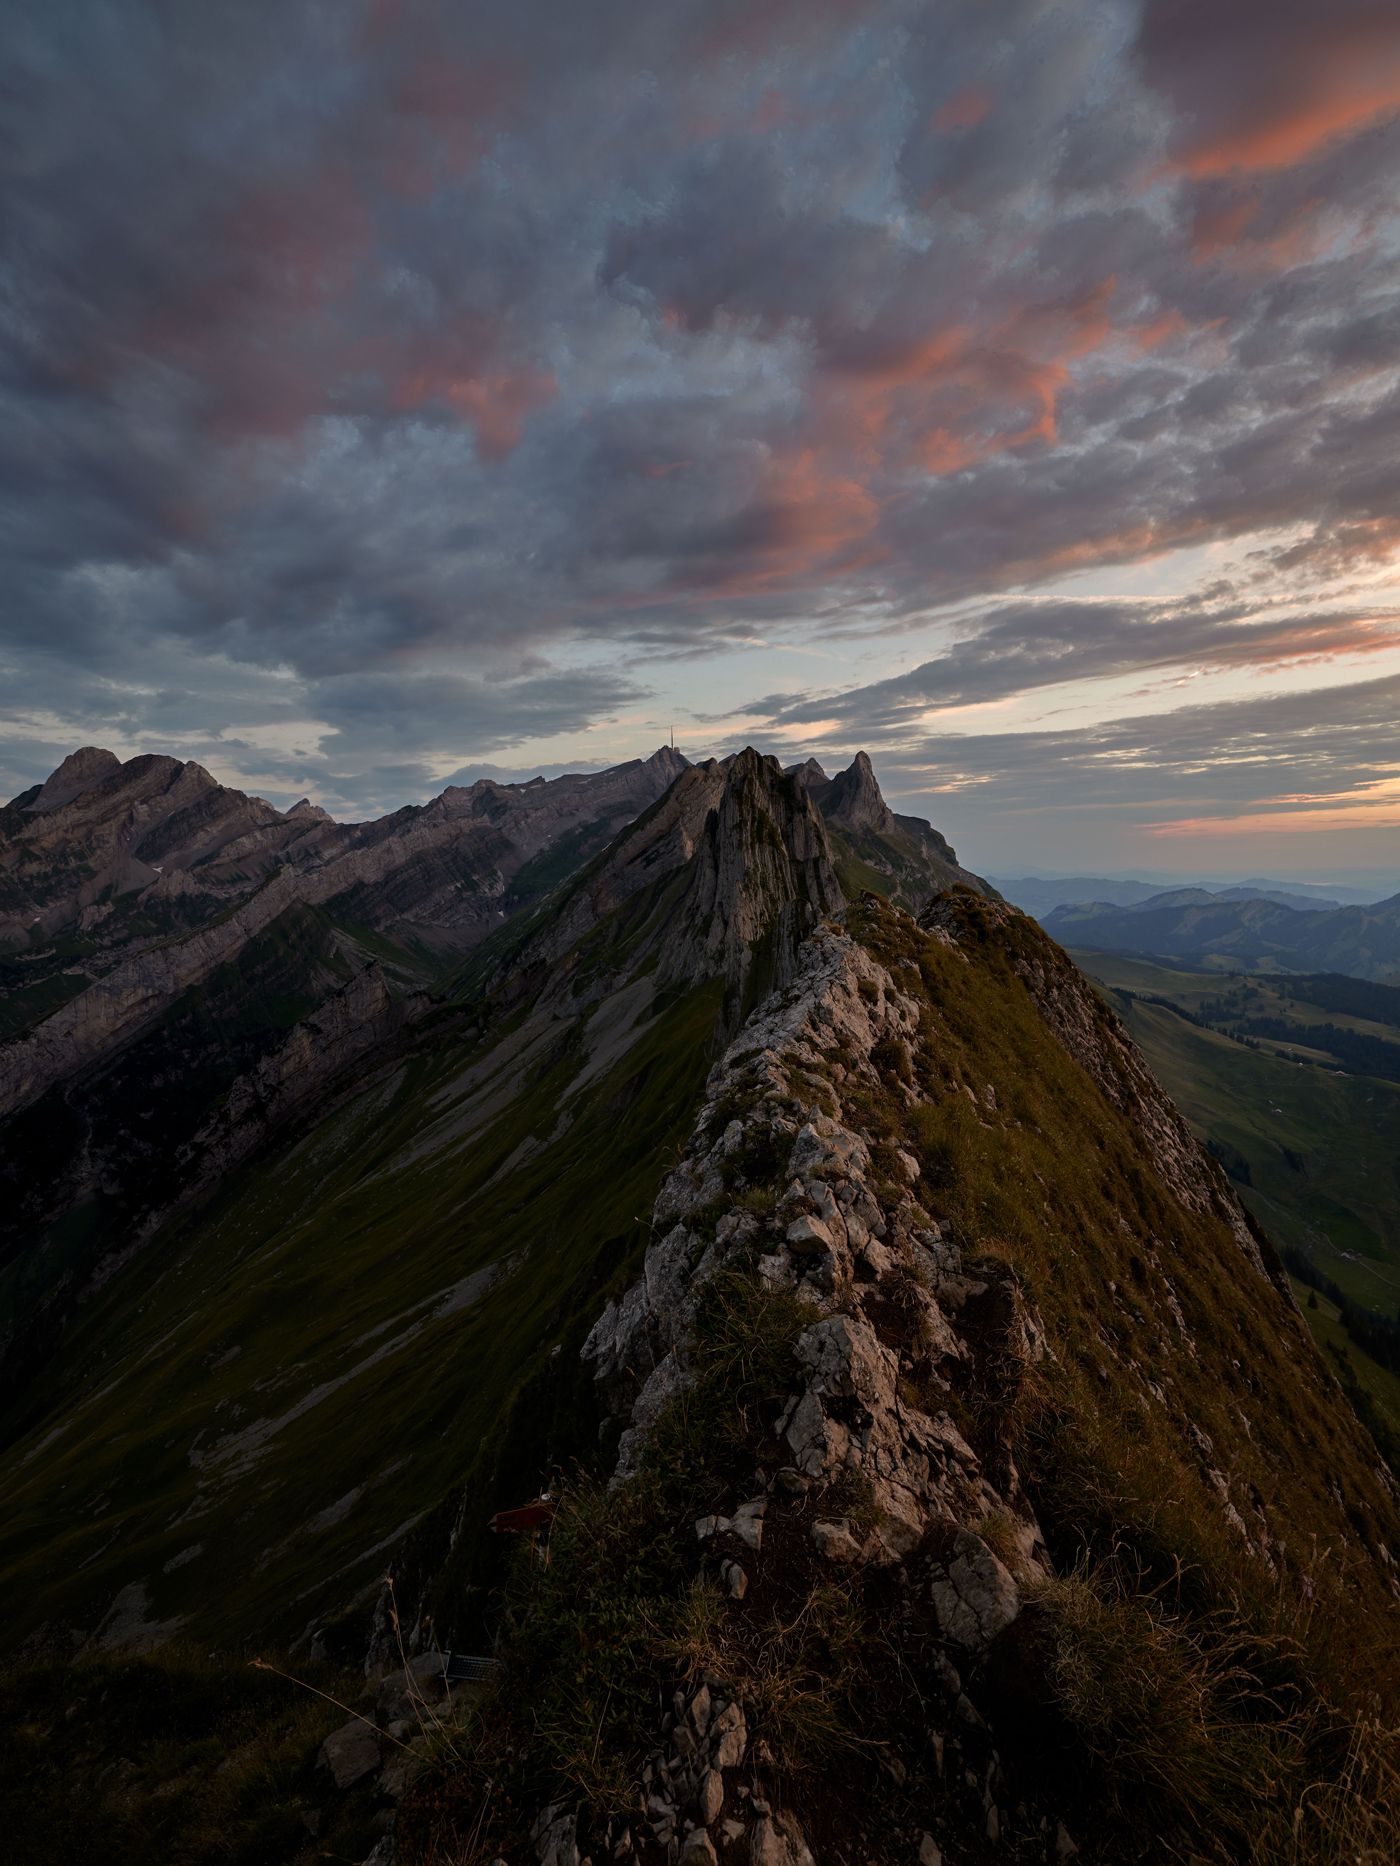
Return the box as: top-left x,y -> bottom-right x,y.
444,1652 -> 499,1684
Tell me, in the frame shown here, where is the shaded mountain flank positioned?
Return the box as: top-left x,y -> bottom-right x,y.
1043,888 -> 1400,982
0,750 -> 1397,1866
0,746 -> 986,1401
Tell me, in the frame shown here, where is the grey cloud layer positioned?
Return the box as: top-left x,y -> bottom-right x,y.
1,0 -> 1398,820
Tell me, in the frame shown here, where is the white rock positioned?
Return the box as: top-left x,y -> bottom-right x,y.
730,1498 -> 766,1550
697,1767 -> 725,1825
810,1518 -> 862,1563
928,1530 -> 1021,1649
749,1811 -> 815,1866
710,1702 -> 748,1770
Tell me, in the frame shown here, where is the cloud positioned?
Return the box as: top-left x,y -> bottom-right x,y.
0,0 -> 1398,842
1135,0 -> 1400,176
744,597 -> 1400,732
860,671 -> 1400,867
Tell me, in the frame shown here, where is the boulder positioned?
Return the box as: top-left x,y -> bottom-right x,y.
750,1811 -> 815,1866
318,1719 -> 382,1790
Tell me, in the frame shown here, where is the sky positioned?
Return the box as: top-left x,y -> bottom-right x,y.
2,0 -> 1400,875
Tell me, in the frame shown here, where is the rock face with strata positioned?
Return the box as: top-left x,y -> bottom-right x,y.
495,749 -> 845,1028
1,744 -> 690,959
0,746 -> 690,1125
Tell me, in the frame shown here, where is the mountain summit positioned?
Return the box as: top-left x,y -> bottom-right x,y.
804,747 -> 897,834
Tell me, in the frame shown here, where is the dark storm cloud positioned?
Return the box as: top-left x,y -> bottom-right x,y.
1,0 -> 1398,803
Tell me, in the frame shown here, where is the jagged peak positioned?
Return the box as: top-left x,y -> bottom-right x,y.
818,748 -> 898,835
492,744 -> 842,1026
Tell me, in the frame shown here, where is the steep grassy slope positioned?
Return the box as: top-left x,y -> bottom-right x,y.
0,962 -> 723,1655
0,749 -> 841,1659
1072,956 -> 1400,1310
0,903 -> 363,1397
1067,950 -> 1400,1481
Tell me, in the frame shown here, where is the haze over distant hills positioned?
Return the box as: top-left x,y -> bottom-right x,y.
1043,886 -> 1400,982
995,873 -> 1395,918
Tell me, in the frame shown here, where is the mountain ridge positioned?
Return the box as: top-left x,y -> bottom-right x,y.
1045,886 -> 1400,980
2,745 -> 1398,1865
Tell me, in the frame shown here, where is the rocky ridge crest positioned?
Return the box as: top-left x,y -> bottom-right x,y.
557,924 -> 1063,1864
451,889 -> 1399,1866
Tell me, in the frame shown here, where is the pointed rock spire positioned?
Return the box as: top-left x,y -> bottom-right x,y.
817,750 -> 898,835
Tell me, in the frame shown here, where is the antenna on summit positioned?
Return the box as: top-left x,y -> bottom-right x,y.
670,722 -> 675,750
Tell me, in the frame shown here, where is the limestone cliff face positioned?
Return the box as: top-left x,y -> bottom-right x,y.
804,750 -> 898,837
661,750 -> 845,1014
0,745 -> 691,1119
494,749 -> 844,1025
2,744 -> 692,956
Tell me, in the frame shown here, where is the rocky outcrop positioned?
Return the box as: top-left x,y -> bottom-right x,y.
587,928 -> 1046,1545
575,925 -> 1060,1864
24,746 -> 122,813
663,750 -> 844,1014
499,749 -> 844,1024
795,751 -> 993,913
803,750 -> 898,837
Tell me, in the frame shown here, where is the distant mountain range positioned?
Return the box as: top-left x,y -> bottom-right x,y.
1044,885 -> 1400,980
993,873 -> 1389,917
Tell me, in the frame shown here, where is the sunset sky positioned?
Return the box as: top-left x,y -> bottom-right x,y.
3,0 -> 1399,872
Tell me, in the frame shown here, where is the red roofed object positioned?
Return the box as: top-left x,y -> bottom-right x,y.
487,1497 -> 557,1534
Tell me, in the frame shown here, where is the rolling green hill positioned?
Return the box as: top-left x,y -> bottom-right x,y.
1072,949 -> 1400,1451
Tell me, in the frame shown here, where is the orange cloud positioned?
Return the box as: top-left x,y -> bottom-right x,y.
933,87 -> 992,132
1149,772 -> 1400,837
820,278 -> 1119,477
1131,308 -> 1190,350
679,445 -> 880,601
1178,78 -> 1400,175
1271,517 -> 1400,581
393,365 -> 556,459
